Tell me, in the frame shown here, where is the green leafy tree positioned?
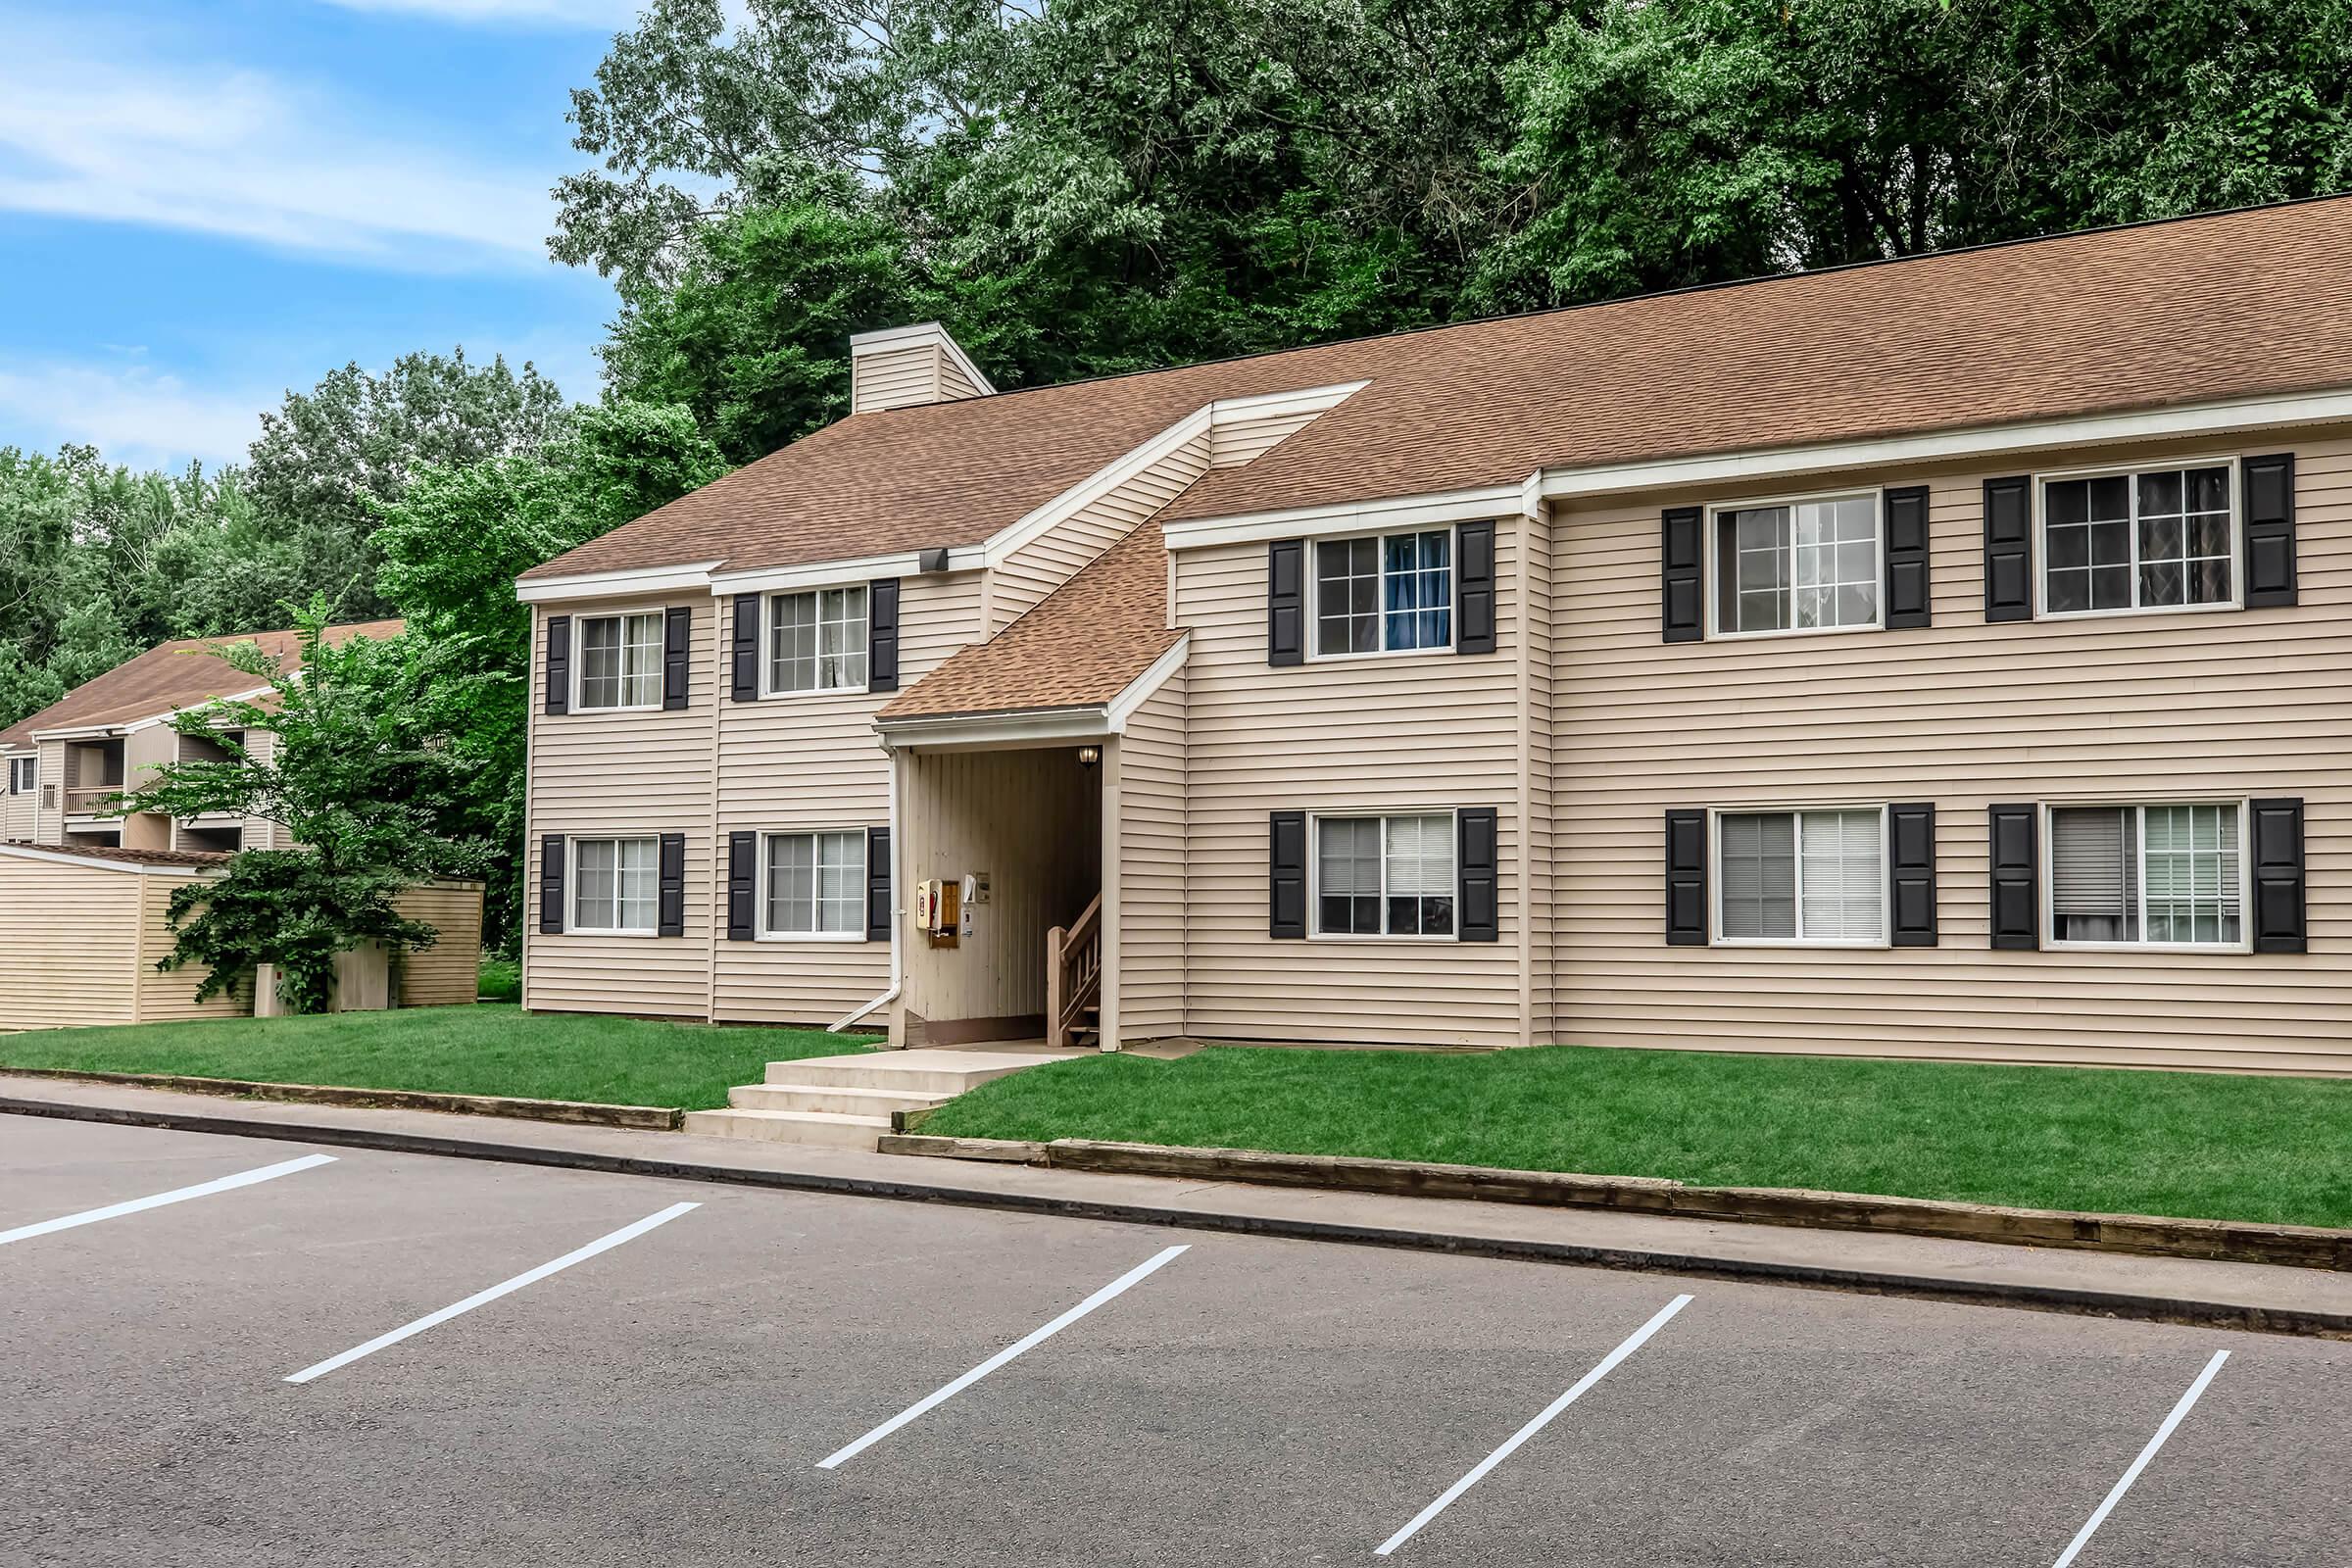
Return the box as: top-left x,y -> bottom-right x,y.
373,402 -> 729,951
246,348 -> 568,616
122,604 -> 491,1013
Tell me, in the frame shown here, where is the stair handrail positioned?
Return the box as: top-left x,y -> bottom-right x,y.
1047,892 -> 1104,1049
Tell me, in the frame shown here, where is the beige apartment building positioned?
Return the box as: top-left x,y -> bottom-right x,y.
516,197 -> 2352,1076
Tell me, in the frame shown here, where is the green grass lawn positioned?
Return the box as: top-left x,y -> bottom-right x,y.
918,1045 -> 2352,1229
0,1007 -> 877,1111
476,957 -> 521,1004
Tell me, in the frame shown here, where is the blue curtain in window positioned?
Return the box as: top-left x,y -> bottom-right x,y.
1385,532 -> 1451,650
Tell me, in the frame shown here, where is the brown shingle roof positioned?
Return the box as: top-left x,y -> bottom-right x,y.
0,840 -> 231,870
877,523 -> 1181,719
522,197 -> 2352,585
0,620 -> 404,751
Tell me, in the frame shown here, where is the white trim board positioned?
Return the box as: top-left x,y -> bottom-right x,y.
516,561 -> 726,606
1161,484 -> 1525,552
711,548 -> 985,598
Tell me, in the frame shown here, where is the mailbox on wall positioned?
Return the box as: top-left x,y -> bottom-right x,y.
913,877 -> 961,949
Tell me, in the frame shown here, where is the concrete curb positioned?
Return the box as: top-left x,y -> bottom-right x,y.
0,1066 -> 680,1131
4,1091 -> 2347,1340
879,1135 -> 2352,1273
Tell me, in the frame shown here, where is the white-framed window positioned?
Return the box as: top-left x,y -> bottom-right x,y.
762,829 -> 867,938
7,756 -> 32,794
576,612 -> 664,710
1312,530 -> 1452,657
1714,807 -> 1886,946
2039,464 -> 2235,617
2046,801 -> 2246,950
1312,811 -> 1456,938
766,586 -> 868,695
571,836 -> 660,934
1710,492 -> 1881,638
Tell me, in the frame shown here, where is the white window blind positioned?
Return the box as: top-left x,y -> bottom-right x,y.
1799,810 -> 1885,941
1314,812 -> 1455,937
1719,812 -> 1796,939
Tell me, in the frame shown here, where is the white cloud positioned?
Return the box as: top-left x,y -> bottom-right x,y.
316,0 -> 643,26
0,360 -> 274,470
0,40 -> 564,269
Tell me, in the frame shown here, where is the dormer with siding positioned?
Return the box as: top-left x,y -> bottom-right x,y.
516,200 -> 2352,1088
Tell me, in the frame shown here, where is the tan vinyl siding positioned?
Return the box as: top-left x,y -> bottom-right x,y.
243,730 -> 281,850
937,355 -> 989,402
522,597 -> 718,1019
1107,663 -> 1186,1042
394,882 -> 485,1007
33,739 -> 64,844
1175,521 -> 1524,1048
0,854 -> 141,1030
1208,404 -> 1326,467
132,872 -> 246,1024
851,342 -> 944,414
1521,505 -> 1555,1047
988,432 -> 1209,634
1550,427 -> 2352,1074
0,755 -> 34,841
712,571 -> 983,1024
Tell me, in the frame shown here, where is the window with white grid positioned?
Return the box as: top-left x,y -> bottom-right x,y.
571,837 -> 659,933
763,830 -> 867,936
1314,812 -> 1455,937
767,587 -> 868,694
1313,530 -> 1452,656
577,612 -> 663,710
2042,466 -> 2232,615
1713,494 -> 1880,636
2049,803 -> 2241,947
1716,808 -> 1885,944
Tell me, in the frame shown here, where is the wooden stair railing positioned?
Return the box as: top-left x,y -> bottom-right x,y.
1046,892 -> 1103,1049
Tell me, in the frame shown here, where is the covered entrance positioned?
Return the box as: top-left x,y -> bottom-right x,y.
890,742 -> 1102,1048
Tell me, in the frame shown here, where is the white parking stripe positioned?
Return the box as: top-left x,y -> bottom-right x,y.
817,1244 -> 1190,1470
1375,1293 -> 1694,1557
0,1152 -> 336,1247
2048,1348 -> 2230,1568
284,1200 -> 700,1384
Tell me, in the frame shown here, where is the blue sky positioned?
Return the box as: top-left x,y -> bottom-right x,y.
0,0 -> 646,470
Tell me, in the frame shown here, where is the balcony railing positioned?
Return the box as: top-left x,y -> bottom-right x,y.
64,786 -> 125,816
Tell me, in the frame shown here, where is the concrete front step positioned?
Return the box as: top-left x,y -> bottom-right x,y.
763,1049 -> 1069,1098
679,1107 -> 892,1149
727,1082 -> 943,1117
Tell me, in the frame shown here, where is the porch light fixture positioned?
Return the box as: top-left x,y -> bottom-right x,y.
1076,746 -> 1101,767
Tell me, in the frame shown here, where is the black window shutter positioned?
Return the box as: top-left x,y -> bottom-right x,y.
726,831 -> 757,941
1983,476 -> 2034,622
1269,810 -> 1307,937
1987,804 -> 2038,950
1267,540 -> 1304,666
2249,798 -> 2307,953
1886,803 -> 1938,947
2242,454 -> 2297,609
543,614 -> 570,714
1661,507 -> 1703,643
539,834 -> 566,934
1455,520 -> 1496,655
1884,486 -> 1933,629
657,832 -> 686,937
865,825 -> 893,942
662,607 -> 691,710
1457,807 -> 1499,941
1664,808 -> 1707,945
868,578 -> 902,692
730,594 -> 760,702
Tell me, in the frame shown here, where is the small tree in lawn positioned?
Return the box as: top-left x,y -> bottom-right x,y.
122,600 -> 490,1013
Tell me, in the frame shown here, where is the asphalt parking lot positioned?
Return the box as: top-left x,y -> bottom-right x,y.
5,1114 -> 2346,1567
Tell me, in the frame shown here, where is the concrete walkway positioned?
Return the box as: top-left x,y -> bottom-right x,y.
2,1072 -> 2344,1337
